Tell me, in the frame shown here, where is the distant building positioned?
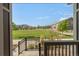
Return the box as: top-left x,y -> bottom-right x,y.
51,23 -> 58,32
51,17 -> 73,32
67,17 -> 73,30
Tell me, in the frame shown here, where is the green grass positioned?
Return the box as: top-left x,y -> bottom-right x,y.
13,29 -> 52,39
12,29 -> 73,40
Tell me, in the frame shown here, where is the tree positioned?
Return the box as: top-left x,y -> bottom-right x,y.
57,20 -> 69,33
12,22 -> 18,30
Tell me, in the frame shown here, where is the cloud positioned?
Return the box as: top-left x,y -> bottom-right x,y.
36,16 -> 50,20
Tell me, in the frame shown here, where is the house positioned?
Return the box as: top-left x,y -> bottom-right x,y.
51,17 -> 73,32
51,23 -> 58,32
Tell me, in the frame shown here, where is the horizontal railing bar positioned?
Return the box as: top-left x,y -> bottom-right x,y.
44,41 -> 79,45
19,39 -> 25,44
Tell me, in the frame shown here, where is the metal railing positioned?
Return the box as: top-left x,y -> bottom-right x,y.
18,38 -> 27,55
39,40 -> 79,56
18,37 -> 40,55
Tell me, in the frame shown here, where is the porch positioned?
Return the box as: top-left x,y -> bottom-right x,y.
13,38 -> 79,56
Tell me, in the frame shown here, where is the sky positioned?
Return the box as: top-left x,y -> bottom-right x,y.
12,3 -> 73,26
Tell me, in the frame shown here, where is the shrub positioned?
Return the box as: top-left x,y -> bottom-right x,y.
28,44 -> 35,49
35,44 -> 39,48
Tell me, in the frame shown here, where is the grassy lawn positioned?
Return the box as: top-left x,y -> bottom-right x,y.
12,29 -> 73,40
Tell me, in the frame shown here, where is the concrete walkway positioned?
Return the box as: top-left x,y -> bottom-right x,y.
19,50 -> 39,56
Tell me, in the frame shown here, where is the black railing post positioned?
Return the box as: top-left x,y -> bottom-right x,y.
72,45 -> 74,56
65,45 -> 67,56
76,45 -> 79,56
51,46 -> 54,56
18,41 -> 20,56
59,45 -> 60,56
25,37 -> 27,51
44,42 -> 47,56
39,43 -> 41,56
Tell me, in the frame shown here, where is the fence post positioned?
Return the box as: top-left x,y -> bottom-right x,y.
39,43 -> 41,56
25,37 -> 27,51
76,45 -> 79,56
18,42 -> 20,56
44,42 -> 47,56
